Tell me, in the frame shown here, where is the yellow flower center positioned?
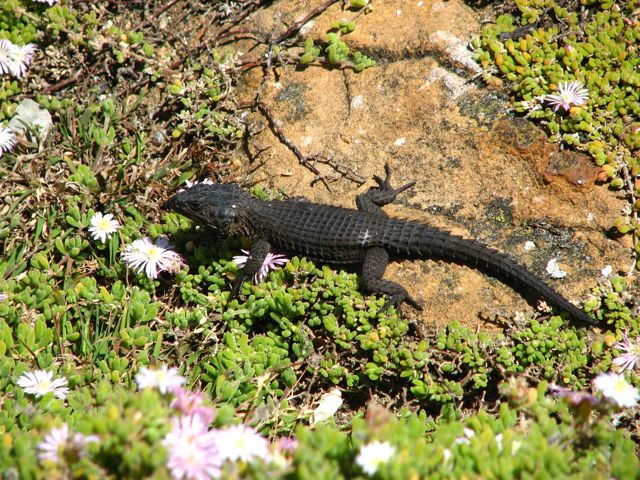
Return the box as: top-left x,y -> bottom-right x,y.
613,378 -> 628,393
37,379 -> 52,393
96,218 -> 111,230
146,247 -> 161,261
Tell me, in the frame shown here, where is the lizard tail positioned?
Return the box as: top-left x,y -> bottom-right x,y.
381,219 -> 596,326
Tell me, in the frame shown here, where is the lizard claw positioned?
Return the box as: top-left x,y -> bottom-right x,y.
230,277 -> 246,299
380,293 -> 424,312
373,164 -> 416,196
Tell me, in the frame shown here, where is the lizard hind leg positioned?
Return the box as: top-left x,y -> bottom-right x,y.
362,247 -> 423,311
356,163 -> 417,214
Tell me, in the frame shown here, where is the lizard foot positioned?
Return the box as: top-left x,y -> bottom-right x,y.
372,163 -> 416,199
380,292 -> 424,312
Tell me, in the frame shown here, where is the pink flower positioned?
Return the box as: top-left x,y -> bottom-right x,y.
612,331 -> 640,372
171,387 -> 215,426
232,250 -> 288,283
270,437 -> 298,468
548,384 -> 600,408
162,415 -> 222,480
544,80 -> 589,112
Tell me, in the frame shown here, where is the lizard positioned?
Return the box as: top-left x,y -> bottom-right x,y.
162,165 -> 596,326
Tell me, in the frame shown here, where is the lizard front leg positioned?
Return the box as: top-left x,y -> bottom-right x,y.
362,247 -> 423,310
356,164 -> 417,214
230,238 -> 271,298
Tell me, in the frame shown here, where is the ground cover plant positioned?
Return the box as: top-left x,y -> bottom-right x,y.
1,0 -> 640,478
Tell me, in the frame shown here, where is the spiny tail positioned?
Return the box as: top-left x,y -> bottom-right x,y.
381,219 -> 596,326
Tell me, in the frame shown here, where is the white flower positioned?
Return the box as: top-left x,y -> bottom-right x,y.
442,448 -> 452,463
232,250 -> 289,283
17,370 -> 69,399
0,40 -> 17,76
601,265 -> 613,277
453,427 -> 475,446
162,414 -> 221,480
122,237 -> 185,279
310,388 -> 343,425
88,212 -> 120,243
135,365 -> 185,394
37,424 -> 99,465
544,80 -> 589,112
33,0 -> 58,5
0,125 -> 17,157
355,440 -> 395,476
593,372 -> 639,408
7,43 -> 37,78
0,293 -> 7,302
214,424 -> 270,463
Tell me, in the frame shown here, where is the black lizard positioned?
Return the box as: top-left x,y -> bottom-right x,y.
162,165 -> 596,326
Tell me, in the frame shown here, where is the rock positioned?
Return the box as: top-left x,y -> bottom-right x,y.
8,99 -> 53,142
544,151 -> 601,187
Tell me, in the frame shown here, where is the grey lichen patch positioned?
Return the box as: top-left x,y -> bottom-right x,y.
275,82 -> 311,122
483,197 -> 515,225
457,91 -> 512,126
504,116 -> 548,150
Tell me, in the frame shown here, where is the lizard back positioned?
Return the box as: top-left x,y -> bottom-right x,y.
246,200 -> 389,263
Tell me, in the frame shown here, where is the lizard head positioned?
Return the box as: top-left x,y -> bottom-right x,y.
162,183 -> 248,235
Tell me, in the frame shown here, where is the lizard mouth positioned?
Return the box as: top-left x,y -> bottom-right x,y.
160,197 -> 176,211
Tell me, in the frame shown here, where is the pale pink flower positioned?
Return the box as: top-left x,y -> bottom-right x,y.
171,387 -> 215,426
0,40 -> 17,76
214,424 -> 270,463
270,437 -> 298,468
612,332 -> 640,372
17,370 -> 69,399
7,43 -> 37,78
135,365 -> 185,394
163,415 -> 222,480
544,80 -> 589,112
37,424 -> 99,465
0,125 -> 17,157
122,237 -> 185,279
232,250 -> 288,282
